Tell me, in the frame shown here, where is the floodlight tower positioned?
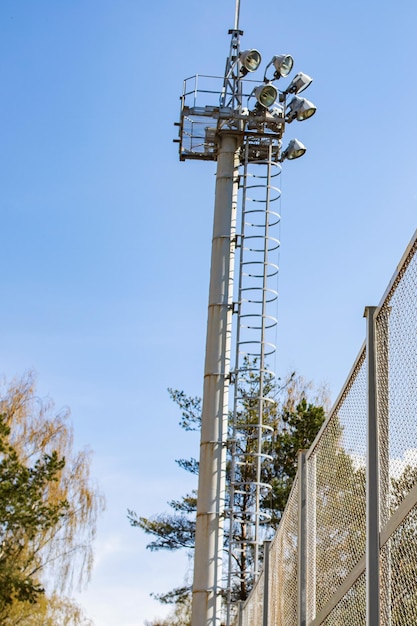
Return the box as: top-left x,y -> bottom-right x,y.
175,2 -> 316,624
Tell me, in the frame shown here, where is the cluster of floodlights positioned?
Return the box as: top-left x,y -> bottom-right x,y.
239,49 -> 316,162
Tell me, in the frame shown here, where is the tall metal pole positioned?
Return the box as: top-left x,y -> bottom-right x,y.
192,133 -> 240,626
176,5 -> 316,618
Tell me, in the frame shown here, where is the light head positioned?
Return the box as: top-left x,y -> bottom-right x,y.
281,139 -> 307,161
239,49 -> 262,75
272,54 -> 294,79
285,72 -> 313,95
286,96 -> 316,122
254,83 -> 278,108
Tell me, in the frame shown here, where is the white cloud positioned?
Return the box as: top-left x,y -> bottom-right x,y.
75,583 -> 172,626
73,528 -> 192,625
349,448 -> 417,480
389,448 -> 417,479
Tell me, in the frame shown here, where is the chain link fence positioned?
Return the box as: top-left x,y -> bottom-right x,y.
307,346 -> 367,620
233,230 -> 417,625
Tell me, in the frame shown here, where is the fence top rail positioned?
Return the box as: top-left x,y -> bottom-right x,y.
235,229 -> 417,625
239,568 -> 264,614
375,227 -> 417,315
306,341 -> 366,461
306,228 -> 417,462
268,472 -> 299,550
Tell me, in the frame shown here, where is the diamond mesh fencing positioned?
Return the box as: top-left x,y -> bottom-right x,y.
230,232 -> 417,626
306,347 -> 367,617
240,572 -> 264,626
268,476 -> 299,626
376,238 -> 417,523
237,476 -> 299,626
321,572 -> 366,626
376,237 -> 417,626
381,503 -> 417,625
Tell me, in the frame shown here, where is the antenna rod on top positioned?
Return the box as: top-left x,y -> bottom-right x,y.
234,0 -> 241,31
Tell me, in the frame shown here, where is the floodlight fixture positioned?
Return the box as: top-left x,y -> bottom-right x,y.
263,54 -> 294,82
254,83 -> 278,108
272,54 -> 294,78
284,72 -> 313,95
281,138 -> 307,161
286,96 -> 316,122
240,49 -> 262,75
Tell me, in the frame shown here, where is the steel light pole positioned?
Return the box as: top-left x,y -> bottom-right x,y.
192,133 -> 239,625
175,2 -> 316,623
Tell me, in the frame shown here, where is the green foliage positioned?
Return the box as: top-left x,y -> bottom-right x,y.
137,368 -> 417,622
169,493 -> 197,514
390,464 -> 417,625
130,367 -> 328,608
145,591 -> 191,626
0,373 -> 104,623
224,368 -> 327,599
263,397 -> 326,525
313,423 -> 367,603
167,389 -> 201,432
175,458 -> 198,475
151,586 -> 191,606
0,413 -> 69,610
127,511 -> 195,552
3,593 -> 95,626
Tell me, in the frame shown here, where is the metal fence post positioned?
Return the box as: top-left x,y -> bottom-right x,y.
237,600 -> 243,626
263,540 -> 271,626
298,451 -> 308,626
364,306 -> 380,626
378,307 -> 392,626
307,454 -> 317,623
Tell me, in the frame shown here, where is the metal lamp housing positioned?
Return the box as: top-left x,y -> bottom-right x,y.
286,72 -> 313,95
254,83 -> 278,108
286,96 -> 316,122
272,54 -> 294,78
240,49 -> 262,73
281,138 -> 307,161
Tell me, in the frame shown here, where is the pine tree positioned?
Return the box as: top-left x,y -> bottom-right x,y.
129,370 -> 327,607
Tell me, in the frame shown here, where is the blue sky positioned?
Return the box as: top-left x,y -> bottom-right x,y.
1,1 -> 416,624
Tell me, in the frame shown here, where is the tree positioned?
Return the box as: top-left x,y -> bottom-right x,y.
0,413 -> 67,609
263,381 -> 329,526
389,464 -> 417,625
0,372 -> 105,622
223,368 -> 327,600
128,369 -> 327,606
309,415 -> 367,617
306,458 -> 417,625
2,593 -> 95,626
144,593 -> 192,626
